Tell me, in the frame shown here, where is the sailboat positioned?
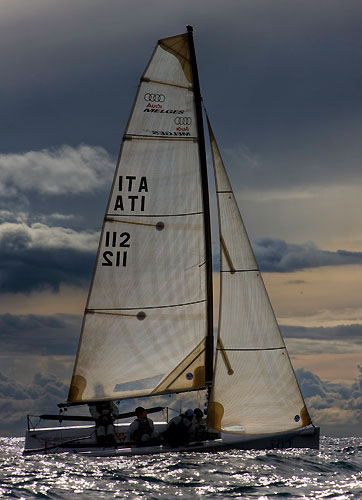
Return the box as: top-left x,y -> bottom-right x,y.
24,27 -> 319,456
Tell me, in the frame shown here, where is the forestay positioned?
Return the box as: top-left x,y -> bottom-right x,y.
68,34 -> 207,403
207,121 -> 311,434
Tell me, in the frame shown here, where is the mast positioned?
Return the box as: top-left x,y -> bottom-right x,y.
186,25 -> 214,388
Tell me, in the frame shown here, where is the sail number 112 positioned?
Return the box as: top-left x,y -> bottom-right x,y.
102,231 -> 131,267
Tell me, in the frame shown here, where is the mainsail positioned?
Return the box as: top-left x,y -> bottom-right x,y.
207,121 -> 311,434
68,33 -> 211,403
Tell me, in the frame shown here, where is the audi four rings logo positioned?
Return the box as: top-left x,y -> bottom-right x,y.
174,117 -> 192,125
144,93 -> 165,102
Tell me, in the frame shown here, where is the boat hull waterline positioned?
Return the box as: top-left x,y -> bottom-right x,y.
24,423 -> 319,456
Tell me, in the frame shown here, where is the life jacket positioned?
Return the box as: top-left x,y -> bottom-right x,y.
132,418 -> 152,442
165,415 -> 191,445
95,403 -> 113,426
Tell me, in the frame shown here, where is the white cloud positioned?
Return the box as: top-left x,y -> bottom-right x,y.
0,145 -> 114,196
296,367 -> 362,428
310,406 -> 358,427
0,210 -> 28,223
0,221 -> 98,252
0,313 -> 80,356
38,213 -> 78,224
0,211 -> 82,233
254,238 -> 362,273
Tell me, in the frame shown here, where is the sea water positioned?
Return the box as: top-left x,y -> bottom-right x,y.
1,436 -> 362,499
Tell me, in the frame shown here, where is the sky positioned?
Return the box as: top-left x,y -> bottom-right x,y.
1,0 -> 362,437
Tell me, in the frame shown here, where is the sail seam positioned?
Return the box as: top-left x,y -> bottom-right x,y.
105,211 -> 203,218
141,76 -> 192,91
123,134 -> 197,141
220,269 -> 259,273
105,217 -> 160,228
86,299 -> 206,312
216,347 -> 285,351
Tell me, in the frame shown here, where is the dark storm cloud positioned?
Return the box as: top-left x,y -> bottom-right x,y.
0,371 -> 67,403
0,244 -> 95,293
213,237 -> 362,272
296,368 -> 353,403
348,365 -> 362,411
0,0 -> 360,193
0,145 -> 113,231
254,238 -> 362,272
0,370 -> 68,435
282,324 -> 362,345
296,369 -> 325,399
0,220 -> 98,293
0,313 -> 80,355
2,221 -> 361,295
201,1 -> 362,191
0,145 -> 114,259
295,367 -> 362,430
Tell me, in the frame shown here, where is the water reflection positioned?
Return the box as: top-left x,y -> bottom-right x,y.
0,437 -> 361,499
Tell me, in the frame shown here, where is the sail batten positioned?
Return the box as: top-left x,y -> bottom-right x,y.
220,270 -> 259,273
217,347 -> 285,351
123,137 -> 197,141
105,212 -> 203,219
142,79 -> 193,91
86,299 -> 207,313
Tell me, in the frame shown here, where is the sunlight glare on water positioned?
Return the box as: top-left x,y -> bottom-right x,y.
1,437 -> 362,499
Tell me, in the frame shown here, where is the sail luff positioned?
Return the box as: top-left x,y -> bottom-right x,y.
66,43 -> 159,404
66,42 -> 159,404
207,117 -> 225,426
186,26 -> 214,388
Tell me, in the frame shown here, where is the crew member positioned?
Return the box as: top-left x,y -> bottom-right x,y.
128,407 -> 158,444
191,408 -> 207,441
89,400 -> 119,447
163,409 -> 195,446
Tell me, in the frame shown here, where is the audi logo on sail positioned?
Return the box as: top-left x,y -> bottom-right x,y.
144,93 -> 165,102
174,117 -> 192,125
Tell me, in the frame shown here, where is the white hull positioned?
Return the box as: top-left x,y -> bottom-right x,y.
24,422 -> 319,456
